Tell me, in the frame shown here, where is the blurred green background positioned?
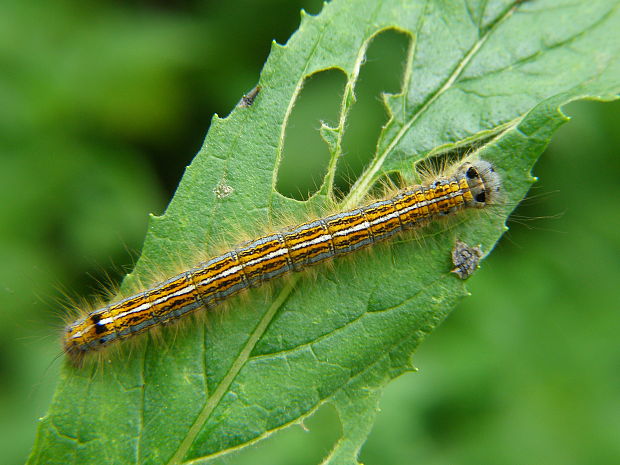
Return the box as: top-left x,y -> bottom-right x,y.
1,1 -> 618,464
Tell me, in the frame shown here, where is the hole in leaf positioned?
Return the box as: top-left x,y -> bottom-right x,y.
335,29 -> 411,197
277,69 -> 347,200
221,402 -> 341,465
408,130 -> 503,185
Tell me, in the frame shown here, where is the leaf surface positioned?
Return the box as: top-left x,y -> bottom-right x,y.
29,1 -> 620,464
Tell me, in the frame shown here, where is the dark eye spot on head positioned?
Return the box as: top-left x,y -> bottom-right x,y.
475,191 -> 486,203
466,167 -> 479,179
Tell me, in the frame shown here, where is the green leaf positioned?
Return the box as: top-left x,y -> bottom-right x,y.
29,1 -> 620,464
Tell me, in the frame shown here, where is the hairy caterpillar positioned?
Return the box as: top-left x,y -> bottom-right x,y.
63,158 -> 501,365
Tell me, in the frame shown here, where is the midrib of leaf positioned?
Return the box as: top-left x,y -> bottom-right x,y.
167,278 -> 298,465
167,2 -> 528,463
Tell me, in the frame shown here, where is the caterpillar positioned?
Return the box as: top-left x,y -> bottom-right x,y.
63,158 -> 501,365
